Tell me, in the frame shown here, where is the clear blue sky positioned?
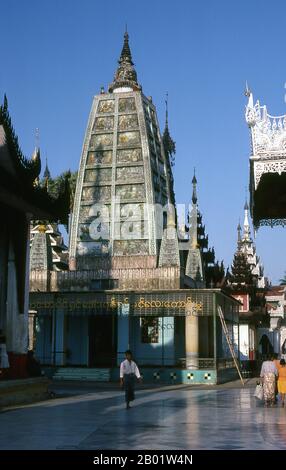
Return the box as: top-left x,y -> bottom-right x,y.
1,0 -> 286,283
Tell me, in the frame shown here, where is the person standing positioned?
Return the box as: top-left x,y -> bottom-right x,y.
120,350 -> 142,409
278,359 -> 286,407
260,354 -> 278,406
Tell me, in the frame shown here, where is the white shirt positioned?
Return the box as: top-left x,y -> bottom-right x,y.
260,361 -> 278,377
120,359 -> 141,379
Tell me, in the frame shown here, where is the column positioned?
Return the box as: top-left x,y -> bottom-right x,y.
273,329 -> 280,354
185,314 -> 199,368
199,316 -> 209,357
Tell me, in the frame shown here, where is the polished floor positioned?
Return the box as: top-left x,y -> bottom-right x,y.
1,382 -> 286,450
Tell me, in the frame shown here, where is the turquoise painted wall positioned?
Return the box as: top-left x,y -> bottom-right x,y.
54,309 -> 65,365
174,316 -> 185,364
35,315 -> 52,364
110,367 -> 217,384
66,316 -> 88,366
131,317 -> 175,366
117,314 -> 129,365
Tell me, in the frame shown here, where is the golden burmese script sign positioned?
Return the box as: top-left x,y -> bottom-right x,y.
30,292 -> 205,316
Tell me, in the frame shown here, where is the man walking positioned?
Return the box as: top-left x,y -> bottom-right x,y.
120,350 -> 142,409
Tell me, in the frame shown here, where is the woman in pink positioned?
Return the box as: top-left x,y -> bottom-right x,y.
260,355 -> 278,406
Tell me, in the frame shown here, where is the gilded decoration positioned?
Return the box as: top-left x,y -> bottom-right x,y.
93,116 -> 114,132
118,114 -> 138,131
82,186 -> 111,202
77,241 -> 109,256
116,148 -> 142,163
31,294 -> 204,314
84,168 -> 112,183
115,184 -> 145,200
114,221 -> 148,240
97,100 -> 115,113
113,239 -> 149,256
87,150 -> 112,165
117,131 -> 140,146
116,166 -> 144,181
120,203 -> 146,220
78,221 -> 110,241
118,97 -> 136,113
79,205 -> 110,223
89,134 -> 113,149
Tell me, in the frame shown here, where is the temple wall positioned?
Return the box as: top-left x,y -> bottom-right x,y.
131,316 -> 175,366
30,266 -> 183,292
66,316 -> 89,366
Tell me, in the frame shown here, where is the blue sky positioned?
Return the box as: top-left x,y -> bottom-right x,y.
1,0 -> 286,283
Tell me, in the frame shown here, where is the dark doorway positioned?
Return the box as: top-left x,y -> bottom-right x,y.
259,334 -> 274,356
89,315 -> 116,366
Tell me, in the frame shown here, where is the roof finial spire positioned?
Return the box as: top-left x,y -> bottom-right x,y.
165,92 -> 169,127
35,127 -> 40,150
43,156 -> 51,179
192,168 -> 197,204
243,193 -> 251,241
244,80 -> 251,98
32,128 -> 40,162
108,30 -> 141,92
237,219 -> 242,247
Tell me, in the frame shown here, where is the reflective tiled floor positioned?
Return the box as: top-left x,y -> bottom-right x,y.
1,383 -> 286,450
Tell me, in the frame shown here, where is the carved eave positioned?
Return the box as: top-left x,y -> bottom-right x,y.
0,97 -> 41,185
0,97 -> 70,224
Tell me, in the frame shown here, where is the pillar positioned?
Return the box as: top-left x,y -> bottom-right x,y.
273,329 -> 280,354
199,316 -> 209,357
185,314 -> 199,368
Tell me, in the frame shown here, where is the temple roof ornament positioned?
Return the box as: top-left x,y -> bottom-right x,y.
108,31 -> 141,93
185,174 -> 205,285
192,169 -> 197,205
235,202 -> 267,289
0,95 -> 41,184
43,157 -> 51,180
237,221 -> 242,248
162,93 -> 176,167
246,90 -> 286,228
245,91 -> 286,164
243,200 -> 251,241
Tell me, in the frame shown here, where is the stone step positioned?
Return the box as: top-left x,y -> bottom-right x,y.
53,368 -> 111,381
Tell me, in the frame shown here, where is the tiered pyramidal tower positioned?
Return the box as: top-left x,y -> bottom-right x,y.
70,32 -> 173,269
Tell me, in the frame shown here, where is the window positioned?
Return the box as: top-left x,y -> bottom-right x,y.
140,317 -> 159,343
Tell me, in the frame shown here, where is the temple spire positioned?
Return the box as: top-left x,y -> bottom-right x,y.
189,171 -> 198,249
165,92 -> 169,127
185,172 -> 205,284
237,220 -> 242,248
120,30 -> 133,65
192,169 -> 197,205
108,31 -> 141,92
243,199 -> 251,240
43,157 -> 51,181
244,80 -> 254,108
